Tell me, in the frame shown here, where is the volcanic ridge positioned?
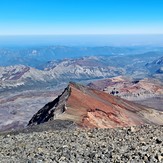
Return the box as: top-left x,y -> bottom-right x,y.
28,82 -> 163,128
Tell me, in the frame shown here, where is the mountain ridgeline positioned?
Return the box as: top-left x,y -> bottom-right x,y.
28,83 -> 163,128
1,54 -> 163,92
1,46 -> 161,68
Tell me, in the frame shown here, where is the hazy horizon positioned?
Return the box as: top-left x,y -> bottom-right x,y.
1,0 -> 163,47
1,34 -> 163,47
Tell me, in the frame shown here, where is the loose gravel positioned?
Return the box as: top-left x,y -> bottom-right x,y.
0,125 -> 163,163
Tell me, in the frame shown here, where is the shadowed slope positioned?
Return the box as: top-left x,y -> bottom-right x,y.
28,82 -> 163,128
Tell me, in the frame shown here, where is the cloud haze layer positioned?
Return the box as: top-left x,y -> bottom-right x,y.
1,35 -> 163,47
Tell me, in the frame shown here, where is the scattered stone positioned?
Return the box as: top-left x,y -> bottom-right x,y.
0,125 -> 162,162
156,138 -> 162,144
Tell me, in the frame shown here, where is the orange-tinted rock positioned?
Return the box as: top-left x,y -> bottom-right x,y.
28,82 -> 163,128
88,76 -> 163,101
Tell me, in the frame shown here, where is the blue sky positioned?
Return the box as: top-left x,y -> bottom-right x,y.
0,0 -> 163,35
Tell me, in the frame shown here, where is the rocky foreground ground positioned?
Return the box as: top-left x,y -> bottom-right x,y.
0,124 -> 163,163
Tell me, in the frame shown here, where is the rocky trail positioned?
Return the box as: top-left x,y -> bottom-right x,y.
0,124 -> 163,162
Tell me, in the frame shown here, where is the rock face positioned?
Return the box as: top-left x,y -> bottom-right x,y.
88,76 -> 163,111
0,58 -> 125,91
145,56 -> 163,81
88,76 -> 163,101
28,86 -> 71,126
146,56 -> 163,74
28,82 -> 163,128
0,65 -> 49,90
46,57 -> 125,80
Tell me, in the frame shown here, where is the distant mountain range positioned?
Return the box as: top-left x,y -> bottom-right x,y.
146,56 -> 163,73
0,46 -> 163,68
0,46 -> 163,132
0,60 -> 125,91
0,54 -> 163,92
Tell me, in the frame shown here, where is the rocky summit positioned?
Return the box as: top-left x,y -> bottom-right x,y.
0,125 -> 163,162
28,82 -> 163,128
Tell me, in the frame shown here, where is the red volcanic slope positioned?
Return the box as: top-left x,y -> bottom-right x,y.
88,77 -> 163,99
29,83 -> 163,128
